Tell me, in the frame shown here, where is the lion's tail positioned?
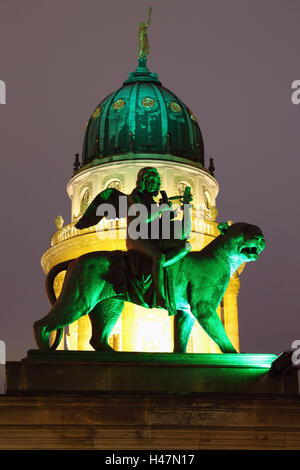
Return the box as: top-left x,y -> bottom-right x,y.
45,259 -> 74,351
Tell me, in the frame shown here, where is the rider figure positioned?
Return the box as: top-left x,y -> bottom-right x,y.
126,167 -> 192,309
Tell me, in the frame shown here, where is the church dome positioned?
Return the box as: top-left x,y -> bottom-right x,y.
81,65 -> 205,168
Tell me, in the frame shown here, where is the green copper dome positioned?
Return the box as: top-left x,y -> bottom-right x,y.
81,65 -> 204,167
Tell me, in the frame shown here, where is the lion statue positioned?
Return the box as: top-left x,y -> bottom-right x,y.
34,222 -> 265,353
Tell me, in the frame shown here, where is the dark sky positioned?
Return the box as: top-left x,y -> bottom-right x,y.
0,0 -> 299,361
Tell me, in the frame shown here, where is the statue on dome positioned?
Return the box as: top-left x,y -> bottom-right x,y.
138,6 -> 152,62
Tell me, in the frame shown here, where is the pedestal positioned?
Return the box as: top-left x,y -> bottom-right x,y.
2,351 -> 300,449
6,350 -> 298,395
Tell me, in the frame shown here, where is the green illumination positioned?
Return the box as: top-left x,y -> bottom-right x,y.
27,350 -> 277,369
34,221 -> 266,352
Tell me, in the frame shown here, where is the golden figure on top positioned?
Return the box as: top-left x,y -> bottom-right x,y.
138,6 -> 152,59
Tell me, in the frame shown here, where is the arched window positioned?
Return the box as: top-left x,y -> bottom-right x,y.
203,190 -> 211,209
106,180 -> 122,191
177,182 -> 193,197
80,187 -> 91,214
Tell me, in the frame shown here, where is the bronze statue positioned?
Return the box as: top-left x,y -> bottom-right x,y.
75,167 -> 192,311
34,220 -> 265,353
126,167 -> 192,309
138,6 -> 152,60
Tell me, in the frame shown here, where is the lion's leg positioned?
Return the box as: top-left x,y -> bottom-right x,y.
162,239 -> 191,268
34,321 -> 52,349
34,265 -> 108,349
34,295 -> 99,350
89,299 -> 125,351
173,310 -> 195,353
192,302 -> 237,353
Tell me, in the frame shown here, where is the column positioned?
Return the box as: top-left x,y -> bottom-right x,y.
223,273 -> 240,352
121,302 -> 136,351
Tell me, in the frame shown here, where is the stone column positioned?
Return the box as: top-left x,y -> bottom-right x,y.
199,327 -> 214,353
77,315 -> 93,350
224,273 -> 240,352
121,302 -> 136,351
51,271 -> 66,350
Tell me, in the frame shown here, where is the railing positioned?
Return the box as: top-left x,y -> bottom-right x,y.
50,216 -> 219,247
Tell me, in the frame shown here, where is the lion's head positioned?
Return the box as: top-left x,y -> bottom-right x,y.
217,222 -> 265,264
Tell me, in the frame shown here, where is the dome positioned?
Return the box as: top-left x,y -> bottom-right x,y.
81,65 -> 205,168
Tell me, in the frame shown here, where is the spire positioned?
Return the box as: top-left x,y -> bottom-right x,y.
209,158 -> 215,177
73,152 -> 81,173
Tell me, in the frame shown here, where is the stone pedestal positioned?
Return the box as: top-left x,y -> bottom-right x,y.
1,392 -> 300,449
2,351 -> 299,449
6,350 -> 298,395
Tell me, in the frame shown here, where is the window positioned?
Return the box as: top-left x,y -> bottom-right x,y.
80,188 -> 91,214
204,190 -> 211,209
106,180 -> 122,191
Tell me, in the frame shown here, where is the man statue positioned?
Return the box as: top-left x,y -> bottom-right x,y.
75,167 -> 192,311
138,6 -> 152,59
127,167 -> 192,309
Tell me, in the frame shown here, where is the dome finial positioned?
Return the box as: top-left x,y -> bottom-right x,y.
209,157 -> 215,177
73,152 -> 81,173
138,6 -> 152,69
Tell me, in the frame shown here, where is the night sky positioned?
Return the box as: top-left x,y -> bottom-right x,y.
0,0 -> 299,361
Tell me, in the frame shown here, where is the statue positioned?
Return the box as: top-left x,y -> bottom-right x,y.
138,6 -> 152,62
75,167 -> 192,311
34,212 -> 265,352
54,215 -> 64,230
126,167 -> 192,309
